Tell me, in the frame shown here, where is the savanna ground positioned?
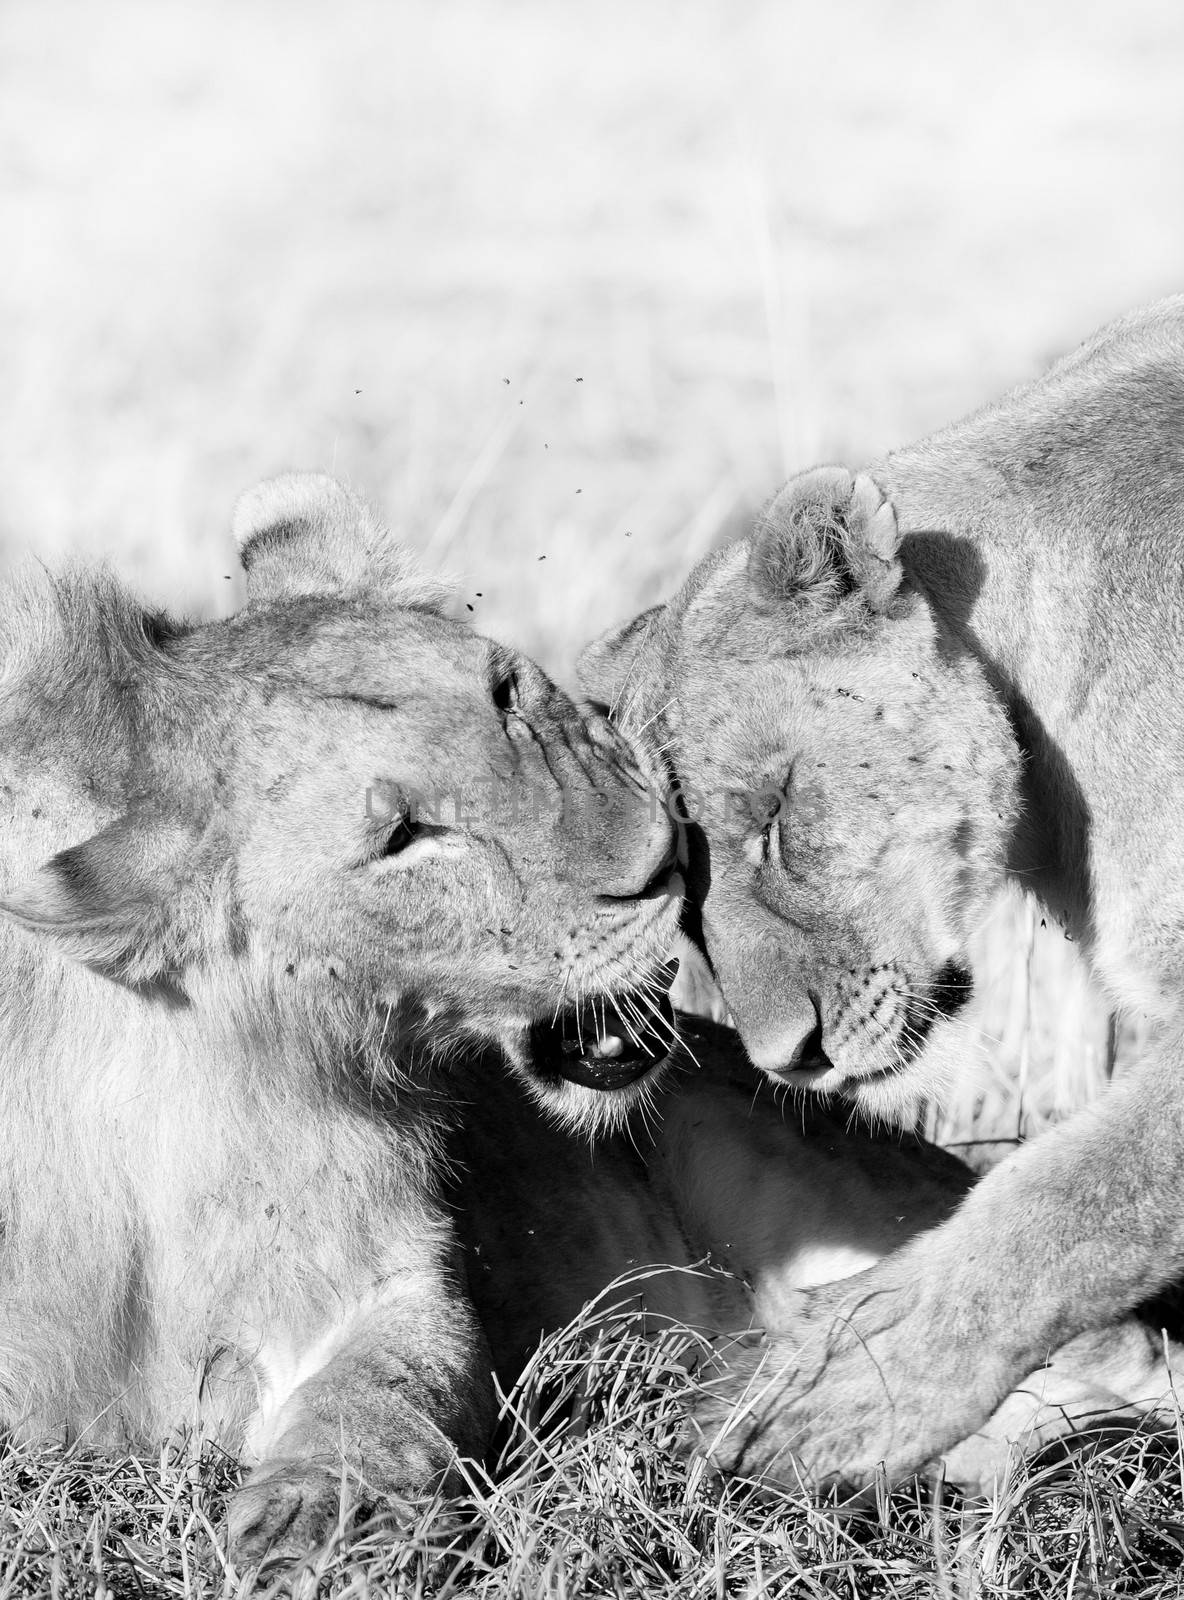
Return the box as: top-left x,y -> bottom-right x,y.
3,1 -> 1184,1592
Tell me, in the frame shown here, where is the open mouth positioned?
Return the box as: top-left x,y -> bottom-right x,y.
528,962 -> 679,1091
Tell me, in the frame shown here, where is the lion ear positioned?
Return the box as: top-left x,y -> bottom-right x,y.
0,812 -> 204,984
577,605 -> 666,714
233,473 -> 446,609
748,467 -> 903,618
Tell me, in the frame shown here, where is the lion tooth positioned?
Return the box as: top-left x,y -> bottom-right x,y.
592,1033 -> 626,1060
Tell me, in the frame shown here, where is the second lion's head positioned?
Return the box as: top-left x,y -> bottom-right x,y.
581,468 -> 1020,1120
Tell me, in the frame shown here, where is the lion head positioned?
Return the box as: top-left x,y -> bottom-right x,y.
1,474 -> 682,1134
581,468 -> 1020,1118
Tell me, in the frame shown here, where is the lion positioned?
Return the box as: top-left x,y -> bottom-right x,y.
0,472 -> 685,1562
578,297 -> 1184,1490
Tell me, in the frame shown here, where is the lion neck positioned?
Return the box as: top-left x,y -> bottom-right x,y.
0,940 -> 447,1186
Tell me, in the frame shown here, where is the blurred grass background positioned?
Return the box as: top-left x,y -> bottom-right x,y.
3,0 -> 1182,1146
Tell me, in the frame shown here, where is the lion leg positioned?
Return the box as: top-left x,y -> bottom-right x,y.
691,1035 -> 1184,1488
228,1273 -> 494,1566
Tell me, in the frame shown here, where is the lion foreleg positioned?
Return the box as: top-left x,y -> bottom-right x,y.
229,1269 -> 494,1565
692,1034 -> 1184,1486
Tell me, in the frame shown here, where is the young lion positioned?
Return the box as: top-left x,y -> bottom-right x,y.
0,473 -> 683,1561
579,297 -> 1184,1490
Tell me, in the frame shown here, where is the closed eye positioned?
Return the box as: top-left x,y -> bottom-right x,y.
757,768 -> 793,865
757,775 -> 792,832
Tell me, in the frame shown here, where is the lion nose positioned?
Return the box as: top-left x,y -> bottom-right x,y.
787,1007 -> 833,1073
739,992 -> 834,1079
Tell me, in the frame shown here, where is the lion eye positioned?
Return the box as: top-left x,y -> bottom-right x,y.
754,770 -> 794,866
755,771 -> 792,831
379,816 -> 419,857
761,811 -> 780,867
758,795 -> 784,830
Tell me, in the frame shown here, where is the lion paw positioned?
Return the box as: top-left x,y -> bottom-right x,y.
684,1342 -> 799,1483
227,1460 -> 350,1567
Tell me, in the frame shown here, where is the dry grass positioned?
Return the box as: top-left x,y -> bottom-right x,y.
6,1301 -> 1184,1599
4,0 -> 1184,1592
